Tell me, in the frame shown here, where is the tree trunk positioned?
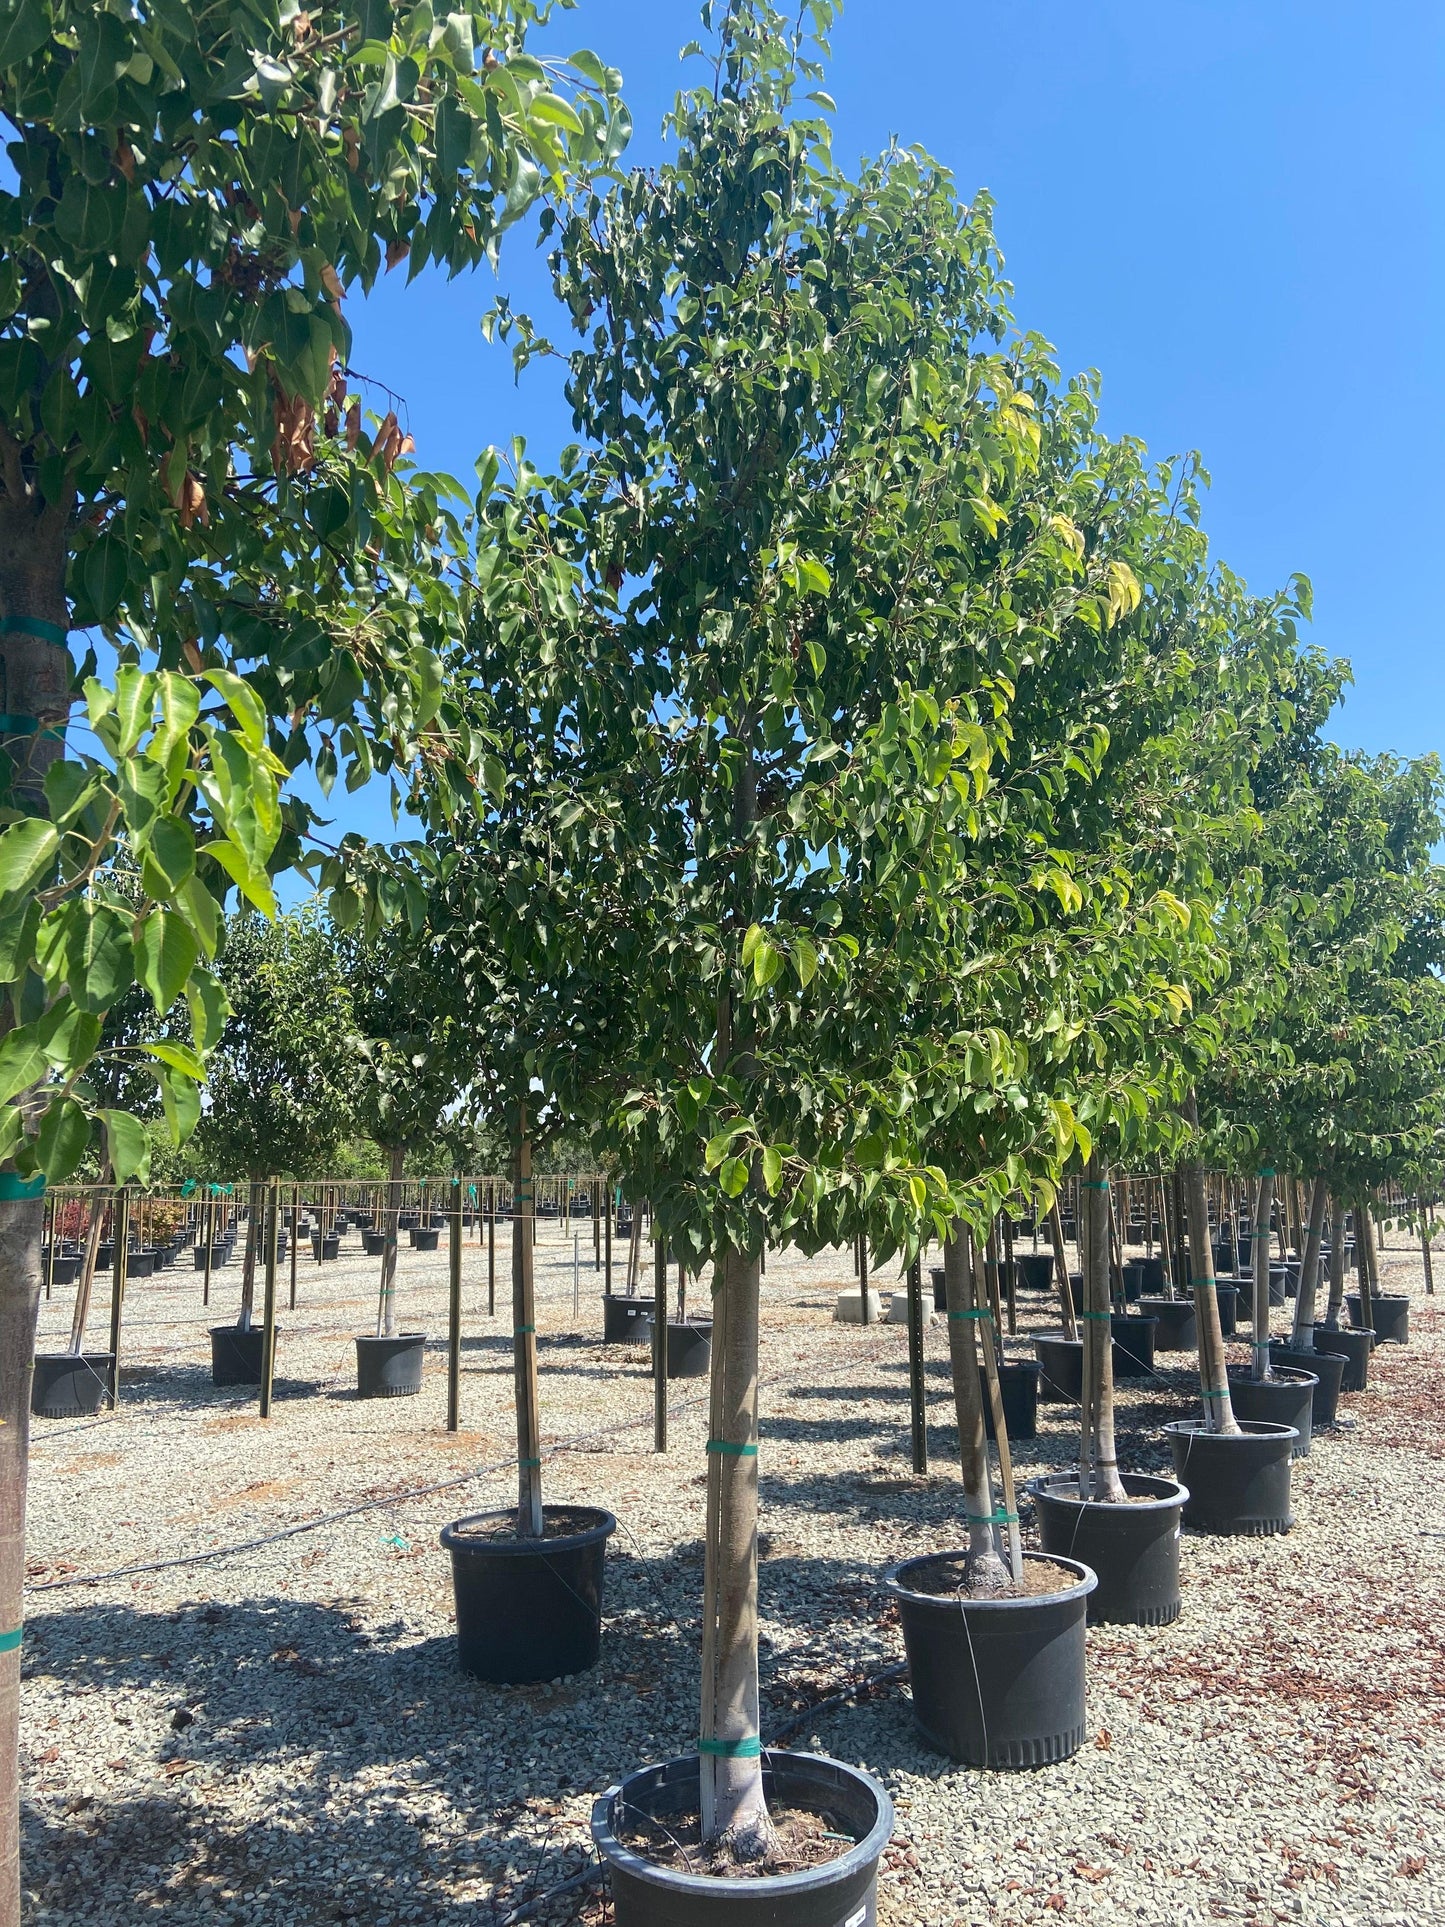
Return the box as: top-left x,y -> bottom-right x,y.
1048,1198 -> 1077,1341
0,1190 -> 44,1927
376,1142 -> 405,1337
1358,1196 -> 1378,1330
1290,1176 -> 1329,1345
697,1242 -> 771,1858
1251,1168 -> 1275,1382
66,1177 -> 111,1355
236,1179 -> 264,1331
1079,1161 -> 1125,1501
1422,1205 -> 1435,1296
941,1220 -> 1010,1595
512,1108 -> 542,1538
1181,1095 -> 1239,1433
1322,1198 -> 1346,1327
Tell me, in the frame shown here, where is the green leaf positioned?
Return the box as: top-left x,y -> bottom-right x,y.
144,1039 -> 207,1082
704,1121 -> 748,1171
761,1145 -> 783,1195
0,1106 -> 23,1164
34,1098 -> 91,1184
530,92 -> 584,137
202,670 -> 267,753
202,839 -> 278,918
81,533 -> 130,622
64,901 -> 134,1013
139,816 -> 196,898
185,966 -> 230,1053
0,819 -> 58,897
134,909 -> 198,1015
103,1108 -> 151,1184
718,1154 -> 750,1197
113,665 -> 155,758
0,1023 -> 46,1104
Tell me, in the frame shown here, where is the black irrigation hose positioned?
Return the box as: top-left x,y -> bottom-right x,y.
27,1396 -> 706,1595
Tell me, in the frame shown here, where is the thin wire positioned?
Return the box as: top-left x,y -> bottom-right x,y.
27,1396 -> 705,1595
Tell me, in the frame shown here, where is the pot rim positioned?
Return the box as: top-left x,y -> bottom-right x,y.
1344,1292 -> 1410,1305
883,1547 -> 1097,1611
440,1503 -> 617,1559
209,1323 -> 279,1338
591,1749 -> 893,1900
33,1350 -> 116,1365
1161,1418 -> 1299,1443
1225,1364 -> 1319,1387
1026,1471 -> 1189,1512
354,1331 -> 427,1347
1035,1331 -> 1082,1349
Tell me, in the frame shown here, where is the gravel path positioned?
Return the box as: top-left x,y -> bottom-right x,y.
19,1214 -> 1445,1925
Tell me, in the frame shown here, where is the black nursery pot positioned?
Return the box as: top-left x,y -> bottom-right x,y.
1313,1323 -> 1374,1392
362,1230 -> 387,1256
885,1551 -> 1096,1768
1034,1332 -> 1082,1404
1163,1419 -> 1296,1535
194,1242 -> 228,1269
602,1293 -> 655,1344
1346,1293 -> 1410,1345
1215,1282 -> 1239,1337
1028,1472 -> 1187,1627
1118,1261 -> 1147,1303
440,1504 -> 615,1683
209,1323 -> 276,1386
1225,1366 -> 1318,1457
312,1233 -> 340,1261
1013,1252 -> 1055,1293
1269,1342 -> 1346,1428
356,1332 -> 426,1398
46,1254 -> 81,1287
639,1316 -> 714,1379
593,1749 -> 893,1927
980,1359 -> 1040,1441
1110,1313 -> 1157,1378
1135,1296 -> 1197,1352
409,1226 -> 440,1252
929,1265 -> 946,1311
31,1352 -> 114,1418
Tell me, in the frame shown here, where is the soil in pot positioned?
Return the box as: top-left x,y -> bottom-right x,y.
593,1750 -> 892,1927
980,1359 -> 1039,1441
1269,1342 -> 1346,1427
602,1293 -> 655,1344
440,1504 -> 615,1683
1135,1296 -> 1197,1351
1035,1332 -> 1083,1403
1346,1293 -> 1410,1345
1313,1323 -> 1373,1392
1029,1472 -> 1187,1626
356,1332 -> 426,1398
1163,1419 -> 1296,1535
1226,1367 -> 1317,1457
31,1353 -> 114,1418
885,1551 -> 1096,1767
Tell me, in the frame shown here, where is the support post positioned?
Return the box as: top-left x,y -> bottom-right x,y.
653,1225 -> 668,1453
106,1189 -> 128,1410
288,1181 -> 299,1311
447,1176 -> 463,1433
259,1180 -> 280,1418
906,1253 -> 927,1473
487,1180 -> 496,1316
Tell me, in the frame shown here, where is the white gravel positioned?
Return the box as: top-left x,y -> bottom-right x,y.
18,1213 -> 1445,1925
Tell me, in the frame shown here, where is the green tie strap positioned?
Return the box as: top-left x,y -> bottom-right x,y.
0,1173 -> 45,1200
0,1625 -> 21,1655
698,1735 -> 761,1759
1081,1179 -> 1111,1190
947,1307 -> 991,1322
706,1439 -> 758,1457
0,615 -> 67,644
964,1507 -> 1019,1527
1077,1309 -> 1113,1321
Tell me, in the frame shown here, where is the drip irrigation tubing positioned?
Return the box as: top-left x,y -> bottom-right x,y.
27,1396 -> 705,1595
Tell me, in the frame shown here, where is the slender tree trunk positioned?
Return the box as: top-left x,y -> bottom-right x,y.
1048,1198 -> 1077,1341
1422,1205 -> 1435,1296
1290,1177 -> 1329,1345
1181,1095 -> 1239,1433
1358,1196 -> 1379,1329
0,1191 -> 43,1927
236,1178 -> 264,1331
66,1176 -> 111,1354
376,1142 -> 405,1337
1080,1160 -> 1125,1501
626,1210 -> 642,1295
1251,1168 -> 1275,1383
1323,1199 -> 1346,1327
697,1242 -> 770,1857
941,1221 -> 1010,1595
513,1107 -> 542,1537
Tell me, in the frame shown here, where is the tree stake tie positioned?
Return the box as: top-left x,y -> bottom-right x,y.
0,615 -> 67,644
1081,1179 -> 1111,1190
964,1508 -> 1019,1526
1078,1309 -> 1113,1321
947,1307 -> 991,1321
698,1735 -> 762,1759
0,1624 -> 21,1655
514,1325 -> 535,1337
0,1172 -> 45,1200
706,1439 -> 757,1457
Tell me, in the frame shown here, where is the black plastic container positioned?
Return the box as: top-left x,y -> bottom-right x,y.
440,1504 -> 615,1683
1264,1266 -> 1288,1307
356,1332 -> 426,1398
31,1352 -> 114,1418
1130,1255 -> 1166,1294
45,1254 -> 81,1288
409,1226 -> 440,1252
209,1324 -> 274,1386
1135,1296 -> 1197,1352
663,1318 -> 711,1379
1035,1332 -> 1083,1403
194,1243 -> 228,1270
1013,1252 -> 1054,1293
1028,1472 -> 1187,1626
1110,1313 -> 1157,1378
1346,1293 -> 1409,1345
593,1749 -> 893,1927
312,1232 -> 340,1262
1313,1323 -> 1373,1392
929,1265 -> 946,1311
1225,1366 -> 1318,1457
1117,1261 -> 1147,1303
362,1230 -> 387,1256
1215,1282 -> 1239,1337
1269,1342 -> 1346,1427
885,1551 -> 1096,1767
1163,1420 -> 1296,1535
603,1293 -> 655,1344
980,1359 -> 1039,1441
124,1250 -> 156,1279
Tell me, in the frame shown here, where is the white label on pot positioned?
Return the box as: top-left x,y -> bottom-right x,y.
845,1908 -> 868,1927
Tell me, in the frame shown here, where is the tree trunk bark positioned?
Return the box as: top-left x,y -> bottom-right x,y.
1290,1176 -> 1329,1345
1422,1205 -> 1435,1296
0,1191 -> 44,1927
1358,1196 -> 1379,1330
697,1242 -> 771,1857
376,1142 -> 405,1337
512,1107 -> 542,1538
1181,1094 -> 1239,1433
1251,1168 -> 1275,1382
236,1179 -> 263,1332
1080,1161 -> 1125,1501
1048,1198 -> 1077,1341
1322,1198 -> 1346,1327
941,1220 -> 1010,1595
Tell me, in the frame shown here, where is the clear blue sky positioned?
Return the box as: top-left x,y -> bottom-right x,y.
322,0 -> 1444,848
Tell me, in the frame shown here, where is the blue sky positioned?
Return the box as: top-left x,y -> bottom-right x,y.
318,0 -> 1444,849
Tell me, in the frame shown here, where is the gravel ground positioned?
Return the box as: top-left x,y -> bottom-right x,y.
19,1212 -> 1445,1926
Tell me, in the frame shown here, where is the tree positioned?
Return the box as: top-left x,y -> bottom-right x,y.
195,906 -> 355,1322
